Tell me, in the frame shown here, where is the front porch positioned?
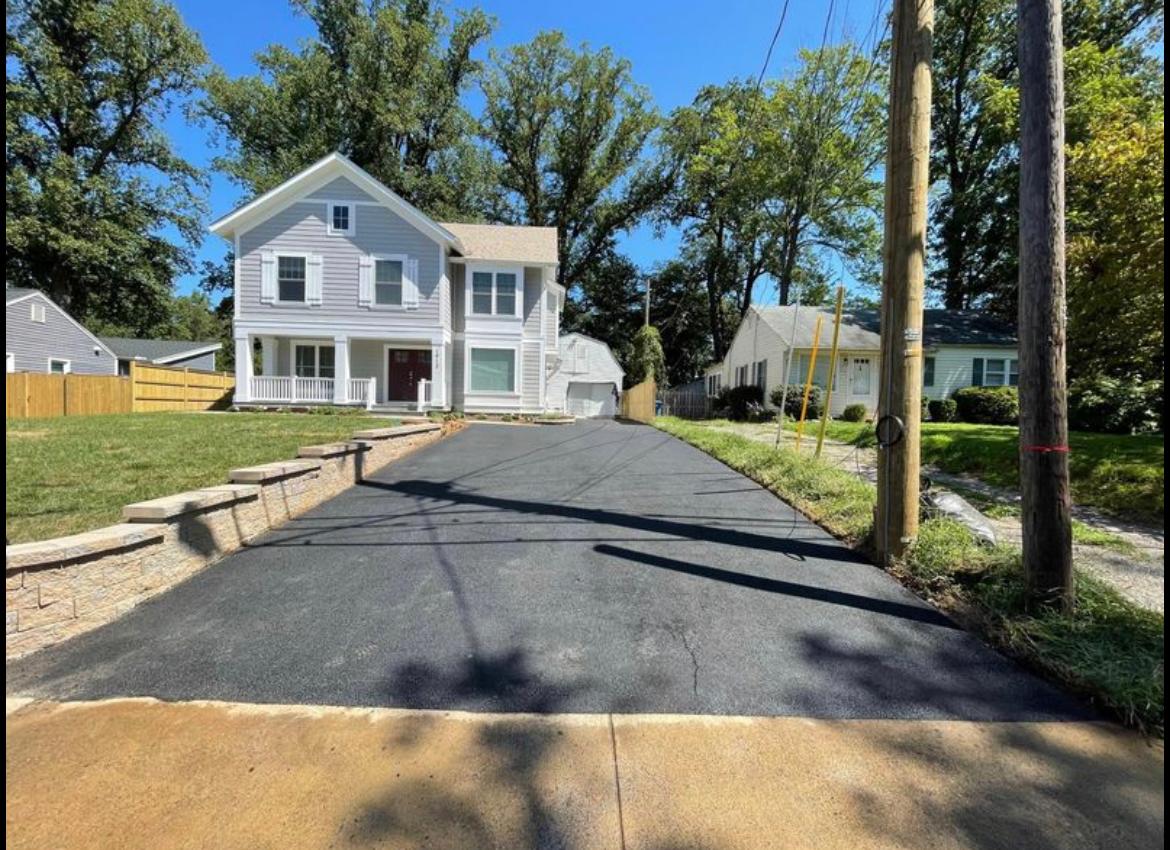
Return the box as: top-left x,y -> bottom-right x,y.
233,334 -> 445,412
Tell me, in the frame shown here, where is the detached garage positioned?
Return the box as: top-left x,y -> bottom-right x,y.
547,333 -> 624,418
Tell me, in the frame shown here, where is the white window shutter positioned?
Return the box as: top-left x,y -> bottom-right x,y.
358,256 -> 373,306
405,258 -> 420,309
260,252 -> 276,303
307,255 -> 324,305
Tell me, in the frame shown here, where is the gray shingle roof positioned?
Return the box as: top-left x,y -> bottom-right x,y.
756,307 -> 1016,349
99,336 -> 221,362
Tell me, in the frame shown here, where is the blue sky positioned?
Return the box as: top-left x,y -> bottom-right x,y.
169,0 -> 887,302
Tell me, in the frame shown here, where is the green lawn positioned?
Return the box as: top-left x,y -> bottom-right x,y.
6,411 -> 398,544
656,417 -> 1164,736
784,419 -> 1164,523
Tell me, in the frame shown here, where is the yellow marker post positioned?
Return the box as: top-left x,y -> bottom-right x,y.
794,315 -> 823,451
815,286 -> 846,458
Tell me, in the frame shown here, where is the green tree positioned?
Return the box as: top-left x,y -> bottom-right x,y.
6,0 -> 208,332
658,44 -> 885,359
1066,95 -> 1163,382
480,31 -> 662,286
200,0 -> 495,218
627,324 -> 666,387
929,0 -> 1163,312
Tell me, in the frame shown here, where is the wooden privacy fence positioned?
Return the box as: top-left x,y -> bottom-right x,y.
6,372 -> 132,419
620,378 -> 657,423
129,362 -> 234,413
6,363 -> 235,419
659,389 -> 712,419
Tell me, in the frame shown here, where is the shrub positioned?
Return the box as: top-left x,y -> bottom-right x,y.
1067,375 -> 1160,434
769,384 -> 823,421
928,398 -> 958,423
721,385 -> 764,421
952,386 -> 1019,425
841,403 -> 868,422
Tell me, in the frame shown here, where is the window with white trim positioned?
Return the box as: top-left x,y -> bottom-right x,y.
293,343 -> 335,379
470,270 -> 519,316
7,353 -> 16,373
375,259 -> 404,306
985,358 -> 1019,387
469,347 -> 516,393
30,302 -> 46,323
328,203 -> 354,235
48,358 -> 70,374
277,256 -> 307,302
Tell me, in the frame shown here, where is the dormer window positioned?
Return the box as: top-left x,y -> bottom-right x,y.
328,202 -> 354,235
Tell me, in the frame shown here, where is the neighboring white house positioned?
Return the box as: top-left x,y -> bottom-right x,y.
546,333 -> 624,417
208,152 -> 566,413
707,305 -> 1019,418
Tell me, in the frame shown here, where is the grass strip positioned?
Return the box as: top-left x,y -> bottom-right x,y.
656,416 -> 1164,737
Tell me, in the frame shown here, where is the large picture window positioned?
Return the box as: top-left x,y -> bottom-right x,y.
278,256 -> 307,302
469,348 -> 516,393
294,343 -> 335,379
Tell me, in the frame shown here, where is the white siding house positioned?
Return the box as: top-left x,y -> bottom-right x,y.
709,306 -> 1018,419
546,333 -> 625,417
208,153 -> 565,413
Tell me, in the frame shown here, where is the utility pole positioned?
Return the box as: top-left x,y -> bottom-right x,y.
644,277 -> 651,327
1018,0 -> 1073,608
875,0 -> 933,564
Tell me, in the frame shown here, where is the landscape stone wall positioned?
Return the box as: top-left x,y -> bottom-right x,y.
5,423 -> 445,658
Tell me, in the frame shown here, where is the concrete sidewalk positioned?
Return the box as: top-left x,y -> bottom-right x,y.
6,699 -> 1163,850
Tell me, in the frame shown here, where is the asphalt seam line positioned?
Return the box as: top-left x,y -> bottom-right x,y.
608,712 -> 628,850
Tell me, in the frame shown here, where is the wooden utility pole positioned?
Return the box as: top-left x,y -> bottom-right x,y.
1018,0 -> 1073,608
644,277 -> 651,326
875,0 -> 933,564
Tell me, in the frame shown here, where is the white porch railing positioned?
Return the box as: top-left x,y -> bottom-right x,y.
417,378 -> 433,412
348,377 -> 376,410
250,376 -> 375,408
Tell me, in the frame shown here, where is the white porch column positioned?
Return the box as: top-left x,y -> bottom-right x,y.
260,336 -> 276,375
333,335 -> 350,404
234,334 -> 253,403
431,343 -> 445,409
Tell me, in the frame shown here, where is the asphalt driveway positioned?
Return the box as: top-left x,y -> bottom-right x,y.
7,420 -> 1085,720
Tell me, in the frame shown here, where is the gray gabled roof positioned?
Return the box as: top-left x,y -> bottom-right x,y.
99,336 -> 222,363
756,306 -> 1017,349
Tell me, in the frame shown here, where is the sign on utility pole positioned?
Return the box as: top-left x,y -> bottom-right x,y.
1018,0 -> 1073,608
875,0 -> 933,564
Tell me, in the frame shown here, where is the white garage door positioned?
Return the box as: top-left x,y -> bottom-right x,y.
567,382 -> 617,417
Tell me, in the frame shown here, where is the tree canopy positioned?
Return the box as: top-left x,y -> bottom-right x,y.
6,0 -> 208,332
200,0 -> 495,218
480,31 -> 662,285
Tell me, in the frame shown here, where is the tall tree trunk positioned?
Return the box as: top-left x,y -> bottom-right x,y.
1017,0 -> 1073,609
776,215 -> 803,306
707,223 -> 727,359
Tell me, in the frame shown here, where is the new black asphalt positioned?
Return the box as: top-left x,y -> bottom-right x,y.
7,420 -> 1087,720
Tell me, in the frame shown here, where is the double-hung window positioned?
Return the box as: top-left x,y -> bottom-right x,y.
375,259 -> 403,306
470,269 -> 519,317
294,343 -> 335,379
469,347 -> 516,393
278,256 -> 307,302
983,358 -> 1019,387
328,203 -> 354,236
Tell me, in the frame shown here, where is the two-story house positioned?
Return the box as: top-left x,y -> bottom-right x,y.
209,153 -> 564,413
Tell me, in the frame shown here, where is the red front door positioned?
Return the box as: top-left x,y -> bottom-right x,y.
386,349 -> 432,401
